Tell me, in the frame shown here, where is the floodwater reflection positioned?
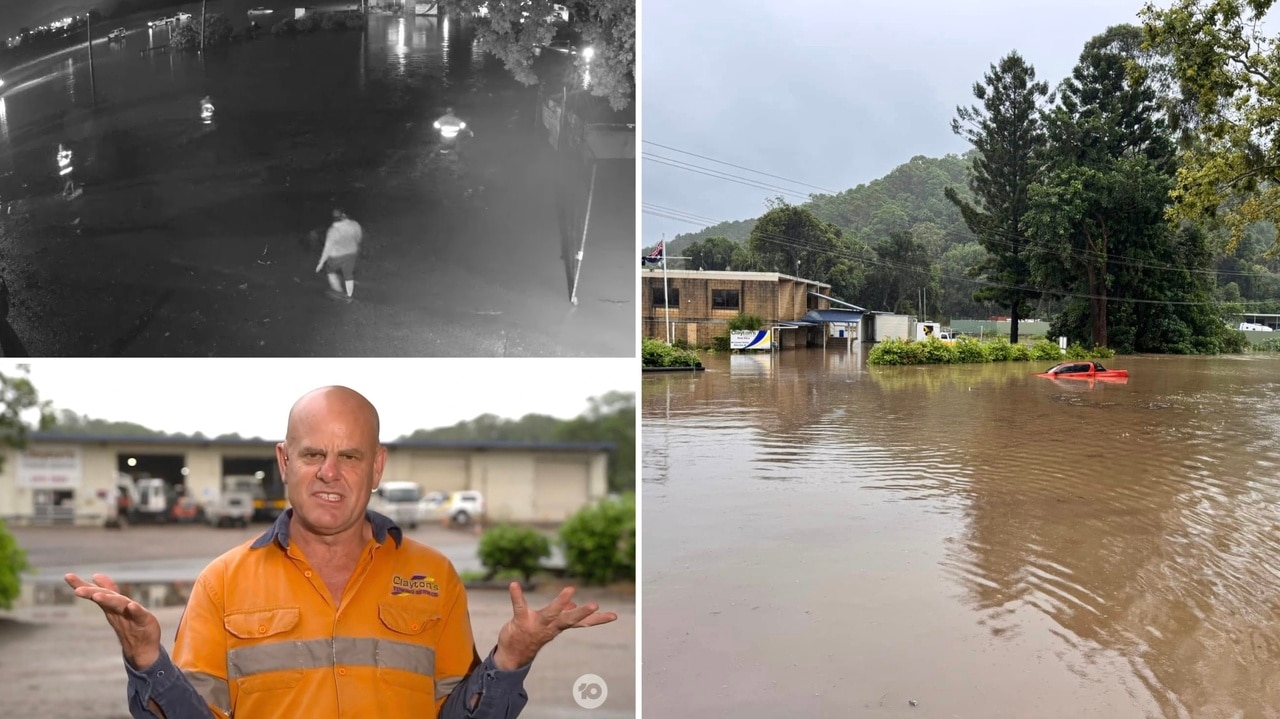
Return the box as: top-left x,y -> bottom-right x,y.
642,350 -> 1280,718
5,580 -> 193,624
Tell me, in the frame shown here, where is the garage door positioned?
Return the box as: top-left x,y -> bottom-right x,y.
533,459 -> 589,522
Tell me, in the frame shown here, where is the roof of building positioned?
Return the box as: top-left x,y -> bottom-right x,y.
807,291 -> 867,312
802,308 -> 866,324
641,268 -> 832,287
24,433 -> 615,453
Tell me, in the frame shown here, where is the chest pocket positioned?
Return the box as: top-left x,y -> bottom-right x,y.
224,607 -> 304,694
376,601 -> 442,693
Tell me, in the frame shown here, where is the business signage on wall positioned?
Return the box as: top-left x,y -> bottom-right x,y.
17,446 -> 83,489
730,329 -> 772,350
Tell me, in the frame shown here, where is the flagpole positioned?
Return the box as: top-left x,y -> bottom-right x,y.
662,235 -> 671,344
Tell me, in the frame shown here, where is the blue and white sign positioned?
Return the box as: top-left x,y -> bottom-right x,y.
731,329 -> 772,350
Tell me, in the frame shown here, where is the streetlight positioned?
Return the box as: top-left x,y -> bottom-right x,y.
85,12 -> 96,103
581,46 -> 594,88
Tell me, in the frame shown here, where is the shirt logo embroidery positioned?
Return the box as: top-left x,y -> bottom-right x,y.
392,574 -> 440,597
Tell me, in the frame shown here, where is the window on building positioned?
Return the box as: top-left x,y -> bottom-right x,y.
711,289 -> 741,310
652,286 -> 679,306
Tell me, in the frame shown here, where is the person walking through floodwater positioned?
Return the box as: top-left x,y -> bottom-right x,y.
315,208 -> 362,302
433,106 -> 474,155
57,143 -> 81,199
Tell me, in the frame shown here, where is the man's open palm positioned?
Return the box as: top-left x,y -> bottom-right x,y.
65,572 -> 163,671
494,583 -> 617,670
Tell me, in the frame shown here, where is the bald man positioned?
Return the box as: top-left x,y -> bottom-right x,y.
66,386 -> 617,719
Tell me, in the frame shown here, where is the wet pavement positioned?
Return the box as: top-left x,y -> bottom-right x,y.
643,350 -> 1280,718
0,5 -> 634,356
1,521 -> 635,718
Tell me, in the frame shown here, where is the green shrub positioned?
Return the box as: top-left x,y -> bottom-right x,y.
867,338 -> 917,365
711,335 -> 730,352
726,313 -> 764,331
641,338 -> 701,368
1030,339 -> 1064,361
918,337 -> 959,364
172,14 -> 234,48
1065,342 -> 1091,360
1089,346 -> 1115,359
0,520 -> 27,610
1255,336 -> 1280,352
559,493 -> 634,585
477,525 -> 551,583
295,13 -> 320,32
1009,343 -> 1032,361
986,337 -> 1014,361
344,14 -> 366,29
271,18 -> 297,34
953,336 -> 991,363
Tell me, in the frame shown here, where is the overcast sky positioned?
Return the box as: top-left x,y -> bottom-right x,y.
641,0 -> 1156,249
0,359 -> 634,440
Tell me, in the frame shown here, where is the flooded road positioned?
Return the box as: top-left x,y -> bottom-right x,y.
642,350 -> 1280,718
0,6 -> 634,356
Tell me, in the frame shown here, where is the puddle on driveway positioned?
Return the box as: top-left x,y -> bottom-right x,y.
3,580 -> 193,624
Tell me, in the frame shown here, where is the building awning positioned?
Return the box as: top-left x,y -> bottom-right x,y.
807,291 -> 867,312
802,308 -> 865,324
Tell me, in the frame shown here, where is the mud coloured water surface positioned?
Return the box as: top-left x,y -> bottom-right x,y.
642,351 -> 1280,718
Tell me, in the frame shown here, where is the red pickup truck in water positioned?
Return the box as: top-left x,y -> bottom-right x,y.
1035,360 -> 1129,381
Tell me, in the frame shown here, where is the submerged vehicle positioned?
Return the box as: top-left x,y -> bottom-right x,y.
1035,360 -> 1129,381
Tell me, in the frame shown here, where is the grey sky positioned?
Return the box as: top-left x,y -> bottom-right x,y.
641,0 -> 1155,249
0,358 -> 634,440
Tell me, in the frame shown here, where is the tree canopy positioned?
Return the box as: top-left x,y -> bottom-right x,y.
1140,0 -> 1280,256
441,0 -> 635,110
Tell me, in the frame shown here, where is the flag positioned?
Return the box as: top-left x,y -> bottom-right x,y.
641,241 -> 664,266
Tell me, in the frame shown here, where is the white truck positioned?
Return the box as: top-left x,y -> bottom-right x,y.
914,321 -> 957,342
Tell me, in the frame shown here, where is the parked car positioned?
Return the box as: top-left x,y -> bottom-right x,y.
372,481 -> 428,528
446,490 -> 485,527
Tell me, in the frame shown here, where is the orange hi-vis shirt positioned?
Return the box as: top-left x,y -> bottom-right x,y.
122,510 -> 531,719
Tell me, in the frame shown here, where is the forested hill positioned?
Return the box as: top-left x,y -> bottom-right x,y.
665,153 -> 975,259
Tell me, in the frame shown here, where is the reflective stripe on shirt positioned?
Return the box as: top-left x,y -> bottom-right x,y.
227,636 -> 436,680
185,670 -> 232,715
435,674 -> 466,701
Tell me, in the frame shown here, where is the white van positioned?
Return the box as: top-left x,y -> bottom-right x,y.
372,481 -> 426,528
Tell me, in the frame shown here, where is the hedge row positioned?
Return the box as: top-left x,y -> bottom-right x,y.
642,338 -> 702,368
478,493 -> 635,586
867,336 -> 1115,366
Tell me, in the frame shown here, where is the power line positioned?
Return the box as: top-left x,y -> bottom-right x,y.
642,153 -> 812,200
641,202 -> 1279,308
642,142 -> 1280,281
642,140 -> 840,194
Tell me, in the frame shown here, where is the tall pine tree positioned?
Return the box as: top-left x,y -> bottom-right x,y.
945,51 -> 1049,343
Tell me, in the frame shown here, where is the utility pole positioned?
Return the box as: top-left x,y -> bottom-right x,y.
200,0 -> 207,51
86,13 -> 96,104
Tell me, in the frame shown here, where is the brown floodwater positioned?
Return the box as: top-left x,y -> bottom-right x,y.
641,349 -> 1280,719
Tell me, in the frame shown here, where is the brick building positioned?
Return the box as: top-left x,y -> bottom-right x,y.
642,269 -> 833,348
